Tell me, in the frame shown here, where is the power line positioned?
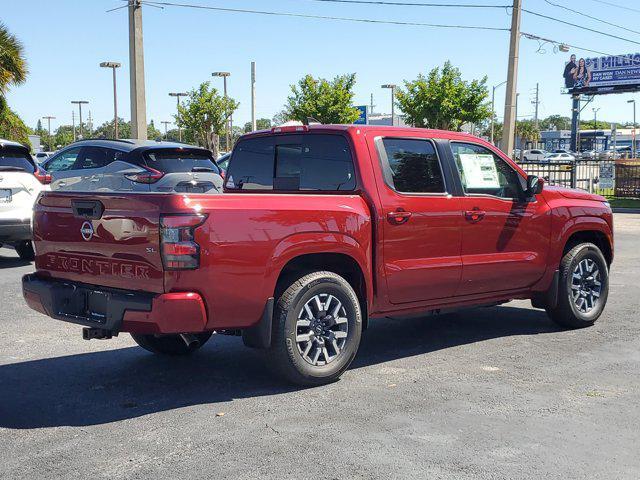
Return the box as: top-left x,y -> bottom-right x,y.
308,0 -> 509,8
588,0 -> 640,14
520,32 -> 633,63
542,0 -> 640,36
523,9 -> 640,46
138,0 -> 510,30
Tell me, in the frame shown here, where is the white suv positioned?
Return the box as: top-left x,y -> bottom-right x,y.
0,139 -> 50,260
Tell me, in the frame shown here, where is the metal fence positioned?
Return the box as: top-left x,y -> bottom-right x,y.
516,159 -> 640,198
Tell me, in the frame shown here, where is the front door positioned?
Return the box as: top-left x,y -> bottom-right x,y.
449,141 -> 551,296
371,135 -> 463,304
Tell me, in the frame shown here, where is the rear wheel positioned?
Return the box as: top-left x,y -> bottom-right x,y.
546,243 -> 609,329
131,332 -> 213,355
268,271 -> 363,386
15,241 -> 34,261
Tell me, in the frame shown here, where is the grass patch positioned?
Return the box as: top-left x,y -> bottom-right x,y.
605,197 -> 640,209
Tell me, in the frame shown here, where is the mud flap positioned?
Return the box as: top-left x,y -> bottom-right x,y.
242,297 -> 274,349
531,270 -> 559,310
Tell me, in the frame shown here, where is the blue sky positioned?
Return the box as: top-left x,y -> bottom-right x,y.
4,0 -> 640,132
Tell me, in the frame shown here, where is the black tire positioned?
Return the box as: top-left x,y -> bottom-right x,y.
131,332 -> 213,355
15,241 -> 35,261
268,271 -> 363,386
523,156 -> 529,161
546,242 -> 609,329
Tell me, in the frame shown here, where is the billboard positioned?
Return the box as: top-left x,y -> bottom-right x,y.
563,52 -> 640,95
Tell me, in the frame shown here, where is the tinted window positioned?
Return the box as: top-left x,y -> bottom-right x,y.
378,138 -> 445,193
450,142 -> 524,199
144,150 -> 220,174
44,147 -> 81,172
75,147 -> 123,170
0,151 -> 34,171
227,134 -> 356,191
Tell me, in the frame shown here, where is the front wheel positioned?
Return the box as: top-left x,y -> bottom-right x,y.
546,243 -> 609,329
131,332 -> 213,355
268,271 -> 363,386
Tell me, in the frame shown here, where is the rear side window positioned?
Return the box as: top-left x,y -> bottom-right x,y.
377,138 -> 446,193
75,147 -> 124,170
143,151 -> 221,174
226,134 -> 356,191
0,150 -> 34,171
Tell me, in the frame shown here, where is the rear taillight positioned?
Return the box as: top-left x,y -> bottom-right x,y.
33,167 -> 51,185
125,166 -> 164,184
160,214 -> 207,270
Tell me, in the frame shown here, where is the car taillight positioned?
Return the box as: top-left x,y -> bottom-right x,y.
160,214 -> 207,270
125,166 -> 164,184
33,168 -> 51,185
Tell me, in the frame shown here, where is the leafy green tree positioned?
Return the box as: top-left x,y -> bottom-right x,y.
272,110 -> 292,126
147,119 -> 162,140
284,74 -> 361,124
516,120 -> 540,148
0,107 -> 30,147
52,125 -> 74,148
175,82 -> 239,156
540,115 -> 571,131
396,61 -> 491,130
243,118 -> 272,132
93,117 -> 130,139
0,23 -> 28,113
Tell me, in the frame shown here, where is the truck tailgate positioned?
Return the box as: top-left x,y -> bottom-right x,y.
33,192 -> 165,293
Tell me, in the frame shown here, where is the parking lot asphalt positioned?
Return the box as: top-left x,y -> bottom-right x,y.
1,214 -> 639,480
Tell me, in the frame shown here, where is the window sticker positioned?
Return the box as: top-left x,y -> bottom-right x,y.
458,153 -> 500,189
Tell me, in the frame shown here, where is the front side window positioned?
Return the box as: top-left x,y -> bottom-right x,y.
226,134 -> 356,191
450,142 -> 524,199
45,147 -> 81,172
378,138 -> 446,193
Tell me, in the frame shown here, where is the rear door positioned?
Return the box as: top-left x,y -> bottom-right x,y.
72,147 -> 114,191
33,192 -> 165,293
367,134 -> 463,304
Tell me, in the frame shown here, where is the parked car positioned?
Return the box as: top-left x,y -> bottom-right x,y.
545,152 -> 576,162
23,125 -> 613,385
0,139 -> 50,260
580,150 -> 597,160
33,151 -> 53,165
216,152 -> 231,173
522,149 -> 547,161
598,149 -> 622,161
42,139 -> 223,193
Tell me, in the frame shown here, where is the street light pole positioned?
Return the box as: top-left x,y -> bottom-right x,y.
491,80 -> 507,145
42,116 -> 55,150
212,72 -> 231,150
251,61 -> 257,132
161,121 -> 171,139
628,99 -> 636,159
168,92 -> 188,142
100,62 -> 121,139
501,0 -> 522,155
71,101 -> 89,139
381,84 -> 397,126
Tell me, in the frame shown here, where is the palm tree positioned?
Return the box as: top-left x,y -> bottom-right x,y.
0,22 -> 28,112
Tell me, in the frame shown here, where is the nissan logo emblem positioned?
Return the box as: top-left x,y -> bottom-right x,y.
80,221 -> 94,241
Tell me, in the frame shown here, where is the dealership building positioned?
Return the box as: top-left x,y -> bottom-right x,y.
540,128 -> 638,152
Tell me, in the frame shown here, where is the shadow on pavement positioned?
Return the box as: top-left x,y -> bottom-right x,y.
0,249 -> 31,269
0,305 -> 560,429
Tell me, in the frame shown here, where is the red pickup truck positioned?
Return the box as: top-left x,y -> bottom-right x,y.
22,125 -> 613,385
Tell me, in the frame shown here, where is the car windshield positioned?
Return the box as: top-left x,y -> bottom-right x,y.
0,151 -> 34,171
143,150 -> 221,174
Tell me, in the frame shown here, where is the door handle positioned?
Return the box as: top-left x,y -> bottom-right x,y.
58,181 -> 66,187
90,177 -> 99,182
464,209 -> 486,222
387,209 -> 412,225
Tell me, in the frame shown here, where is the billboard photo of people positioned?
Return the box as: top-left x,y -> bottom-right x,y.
563,52 -> 640,94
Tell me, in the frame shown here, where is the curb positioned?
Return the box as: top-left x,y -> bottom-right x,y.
612,208 -> 640,214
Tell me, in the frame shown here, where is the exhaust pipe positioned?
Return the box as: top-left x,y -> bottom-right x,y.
179,333 -> 200,349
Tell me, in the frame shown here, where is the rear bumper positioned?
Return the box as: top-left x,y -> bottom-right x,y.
0,218 -> 31,243
22,274 -> 208,334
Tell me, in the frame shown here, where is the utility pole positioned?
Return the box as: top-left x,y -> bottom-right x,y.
491,80 -> 507,145
72,111 -> 76,142
628,99 -> 636,159
42,116 -> 55,150
128,0 -> 147,140
533,82 -> 540,130
381,84 -> 396,126
370,93 -> 376,116
71,101 -> 88,139
161,121 -> 171,139
87,110 -> 93,137
168,92 -> 188,142
212,72 -> 231,149
501,0 -> 522,155
100,61 -> 121,138
251,62 -> 257,131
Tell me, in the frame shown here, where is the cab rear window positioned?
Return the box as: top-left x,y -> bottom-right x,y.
0,151 -> 34,171
143,151 -> 221,174
226,134 -> 356,191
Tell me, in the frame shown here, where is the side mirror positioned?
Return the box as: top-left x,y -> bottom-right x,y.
526,175 -> 544,196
